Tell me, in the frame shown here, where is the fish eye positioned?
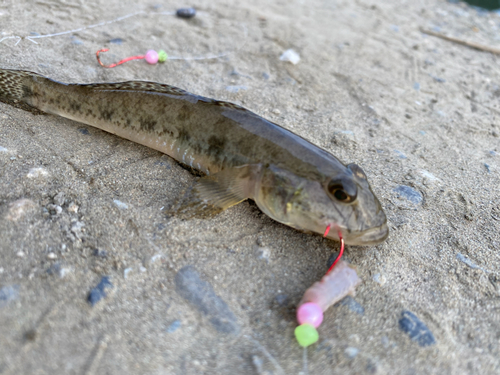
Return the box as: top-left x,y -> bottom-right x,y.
327,178 -> 357,203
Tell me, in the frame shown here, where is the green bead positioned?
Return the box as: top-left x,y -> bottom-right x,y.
158,50 -> 168,63
294,324 -> 319,347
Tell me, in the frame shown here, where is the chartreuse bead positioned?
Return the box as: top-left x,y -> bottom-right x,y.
294,323 -> 319,347
158,50 -> 168,63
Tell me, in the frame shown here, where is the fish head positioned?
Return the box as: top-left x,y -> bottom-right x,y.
254,163 -> 388,246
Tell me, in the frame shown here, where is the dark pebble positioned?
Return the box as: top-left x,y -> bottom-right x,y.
78,128 -> 90,135
275,293 -> 288,306
340,296 -> 365,315
46,262 -> 61,276
0,285 -> 19,307
88,276 -> 113,306
393,185 -> 423,204
175,266 -> 240,334
93,248 -> 107,258
166,319 -> 181,333
24,329 -> 37,342
109,38 -> 124,45
176,7 -> 196,19
399,310 -> 436,347
430,75 -> 446,83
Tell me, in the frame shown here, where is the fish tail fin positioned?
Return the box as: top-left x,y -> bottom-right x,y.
0,68 -> 42,101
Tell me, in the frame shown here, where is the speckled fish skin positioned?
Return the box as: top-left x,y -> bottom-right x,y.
0,68 -> 388,245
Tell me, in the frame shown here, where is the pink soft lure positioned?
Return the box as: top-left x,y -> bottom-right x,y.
294,260 -> 361,347
299,260 -> 361,311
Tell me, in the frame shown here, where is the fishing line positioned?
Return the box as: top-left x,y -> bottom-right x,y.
0,7 -> 248,65
0,10 -> 170,45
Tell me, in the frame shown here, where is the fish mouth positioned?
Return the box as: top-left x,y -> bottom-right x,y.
343,223 -> 389,246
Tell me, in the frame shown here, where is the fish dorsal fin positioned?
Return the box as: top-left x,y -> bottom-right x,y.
171,164 -> 261,219
74,81 -> 192,97
72,81 -> 252,110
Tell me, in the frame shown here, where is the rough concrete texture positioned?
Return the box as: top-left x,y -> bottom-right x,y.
1,0 -> 499,374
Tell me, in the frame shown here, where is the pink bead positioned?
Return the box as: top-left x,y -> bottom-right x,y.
297,302 -> 323,328
145,50 -> 159,64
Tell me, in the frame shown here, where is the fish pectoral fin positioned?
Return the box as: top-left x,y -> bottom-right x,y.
170,164 -> 261,219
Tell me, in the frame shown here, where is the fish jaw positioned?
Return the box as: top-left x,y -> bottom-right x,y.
253,163 -> 389,246
330,222 -> 389,246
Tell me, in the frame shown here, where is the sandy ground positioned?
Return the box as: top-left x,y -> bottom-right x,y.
0,0 -> 499,374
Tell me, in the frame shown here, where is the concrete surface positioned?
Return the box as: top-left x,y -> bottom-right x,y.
0,0 -> 499,374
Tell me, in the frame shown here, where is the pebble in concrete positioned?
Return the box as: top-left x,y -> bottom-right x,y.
393,185 -> 423,204
340,296 -> 365,315
166,320 -> 181,333
88,276 -> 113,306
399,310 -> 436,347
175,266 -> 240,334
0,285 -> 19,307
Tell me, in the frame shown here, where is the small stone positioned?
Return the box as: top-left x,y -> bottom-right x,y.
24,329 -> 37,342
16,251 -> 25,257
70,221 -> 85,239
46,252 -> 57,260
399,310 -> 436,347
344,347 -> 359,358
255,246 -> 271,261
279,49 -> 301,65
225,85 -> 248,93
123,268 -> 133,279
113,200 -> 128,210
27,167 -> 48,179
58,267 -> 71,278
46,262 -> 61,276
0,285 -> 20,307
53,192 -> 66,206
340,296 -> 365,315
71,37 -> 83,45
272,108 -> 281,115
93,249 -> 107,258
108,38 -> 124,45
373,273 -> 386,285
68,202 -> 79,213
393,185 -> 423,204
176,7 -> 196,18
87,276 -> 113,306
275,293 -> 288,306
166,320 -> 181,333
47,204 -> 63,215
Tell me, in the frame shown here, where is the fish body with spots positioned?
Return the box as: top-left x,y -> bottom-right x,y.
0,68 -> 388,245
